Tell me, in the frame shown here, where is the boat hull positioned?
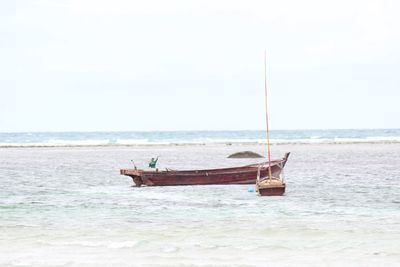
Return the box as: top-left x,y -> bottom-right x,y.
256,177 -> 286,196
257,186 -> 285,196
120,153 -> 290,186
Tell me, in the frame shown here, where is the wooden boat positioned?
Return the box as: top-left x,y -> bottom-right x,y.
255,166 -> 286,196
256,178 -> 286,196
256,178 -> 285,196
255,50 -> 288,196
120,152 -> 290,187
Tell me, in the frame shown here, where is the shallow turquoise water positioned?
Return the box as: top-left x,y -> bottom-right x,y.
0,143 -> 399,266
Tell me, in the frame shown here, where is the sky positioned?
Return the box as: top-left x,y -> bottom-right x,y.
0,0 -> 399,132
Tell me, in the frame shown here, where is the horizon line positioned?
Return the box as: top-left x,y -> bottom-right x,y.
0,127 -> 399,134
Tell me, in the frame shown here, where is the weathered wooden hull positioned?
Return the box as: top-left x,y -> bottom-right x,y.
256,177 -> 286,196
257,186 -> 285,196
120,152 -> 290,186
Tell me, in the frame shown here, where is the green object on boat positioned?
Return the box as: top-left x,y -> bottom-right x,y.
149,157 -> 158,168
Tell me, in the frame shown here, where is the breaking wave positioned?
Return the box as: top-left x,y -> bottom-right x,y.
1,136 -> 400,148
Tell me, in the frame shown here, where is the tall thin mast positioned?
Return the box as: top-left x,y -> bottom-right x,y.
264,50 -> 272,180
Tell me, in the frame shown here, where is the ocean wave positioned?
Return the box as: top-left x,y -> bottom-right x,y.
115,139 -> 170,145
40,240 -> 138,249
333,136 -> 400,143
47,139 -> 111,146
0,139 -> 112,147
1,136 -> 400,148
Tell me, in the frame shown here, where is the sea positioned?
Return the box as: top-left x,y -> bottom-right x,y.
1,129 -> 400,147
0,129 -> 399,266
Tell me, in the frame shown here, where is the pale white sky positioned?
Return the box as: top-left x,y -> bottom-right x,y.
1,0 -> 399,132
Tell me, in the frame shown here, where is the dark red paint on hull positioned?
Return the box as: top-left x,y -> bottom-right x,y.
258,186 -> 285,196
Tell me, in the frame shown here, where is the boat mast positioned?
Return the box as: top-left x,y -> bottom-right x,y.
264,50 -> 272,180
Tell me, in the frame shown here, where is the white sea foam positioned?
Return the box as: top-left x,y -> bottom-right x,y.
115,139 -> 170,145
47,139 -> 111,146
1,136 -> 400,148
42,240 -> 138,249
0,142 -> 47,147
107,241 -> 138,249
0,139 -> 110,147
333,136 -> 400,143
366,136 -> 400,142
